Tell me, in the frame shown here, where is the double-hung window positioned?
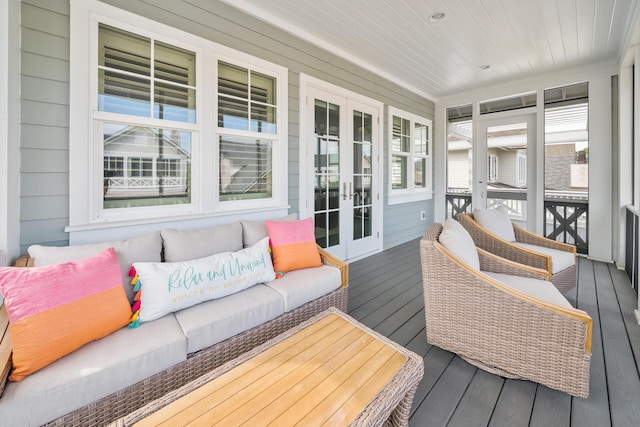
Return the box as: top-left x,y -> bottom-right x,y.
217,61 -> 277,203
69,0 -> 287,229
388,107 -> 432,204
97,24 -> 195,212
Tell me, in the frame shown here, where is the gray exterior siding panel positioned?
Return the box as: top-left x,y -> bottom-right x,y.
21,52 -> 69,82
21,173 -> 69,197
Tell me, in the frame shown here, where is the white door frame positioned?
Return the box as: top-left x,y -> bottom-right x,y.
475,108 -> 537,230
299,74 -> 384,260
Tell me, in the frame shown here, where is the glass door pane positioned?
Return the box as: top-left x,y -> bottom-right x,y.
486,122 -> 528,225
352,110 -> 373,241
314,100 -> 340,248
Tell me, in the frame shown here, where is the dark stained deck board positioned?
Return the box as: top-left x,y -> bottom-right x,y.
346,238 -> 640,427
447,369 -> 505,427
488,380 -> 537,427
571,257 -> 610,427
594,261 -> 640,426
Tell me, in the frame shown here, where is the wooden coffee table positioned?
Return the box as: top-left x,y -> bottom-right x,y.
111,308 -> 423,426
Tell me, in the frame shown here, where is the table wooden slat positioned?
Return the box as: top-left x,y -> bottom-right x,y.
135,313 -> 407,427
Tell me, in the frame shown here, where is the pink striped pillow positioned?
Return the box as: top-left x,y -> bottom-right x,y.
265,217 -> 322,274
0,248 -> 131,381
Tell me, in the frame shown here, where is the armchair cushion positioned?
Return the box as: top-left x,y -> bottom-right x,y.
483,272 -> 572,308
473,208 -> 516,242
438,219 -> 480,270
515,242 -> 575,274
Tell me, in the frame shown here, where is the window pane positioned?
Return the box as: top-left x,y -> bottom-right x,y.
250,104 -> 276,133
98,24 -> 196,123
391,156 -> 407,189
99,24 -> 150,76
251,71 -> 275,105
315,100 -> 328,135
218,96 -> 248,130
219,136 -> 272,201
154,82 -> 196,122
415,123 -> 428,156
353,111 -> 363,142
392,115 -> 410,152
414,158 -> 426,187
218,62 -> 248,98
98,69 -> 151,117
103,123 -> 191,209
218,62 -> 277,134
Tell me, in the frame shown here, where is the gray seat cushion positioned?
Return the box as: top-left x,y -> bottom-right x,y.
0,314 -> 186,426
265,265 -> 342,312
174,284 -> 284,354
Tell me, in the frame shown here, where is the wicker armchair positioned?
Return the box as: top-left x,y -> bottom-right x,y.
420,222 -> 591,398
456,212 -> 576,293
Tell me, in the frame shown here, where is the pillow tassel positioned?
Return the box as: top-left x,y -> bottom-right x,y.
128,272 -> 141,328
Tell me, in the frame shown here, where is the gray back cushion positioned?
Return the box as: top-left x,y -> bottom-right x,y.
161,221 -> 243,262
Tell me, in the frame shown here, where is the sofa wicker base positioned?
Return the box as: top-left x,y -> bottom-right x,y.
43,287 -> 348,427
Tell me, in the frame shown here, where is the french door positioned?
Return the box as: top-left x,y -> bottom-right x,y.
304,84 -> 382,261
476,112 -> 537,230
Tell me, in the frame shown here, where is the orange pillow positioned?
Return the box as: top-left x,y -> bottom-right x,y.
0,248 -> 131,381
265,217 -> 322,274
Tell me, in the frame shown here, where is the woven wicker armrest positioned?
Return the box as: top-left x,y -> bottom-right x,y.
457,213 -> 551,272
513,224 -> 576,253
317,245 -> 349,288
0,302 -> 11,397
478,248 -> 550,281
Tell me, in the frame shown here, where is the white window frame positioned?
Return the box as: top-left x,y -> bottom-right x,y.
68,0 -> 288,231
387,106 -> 433,205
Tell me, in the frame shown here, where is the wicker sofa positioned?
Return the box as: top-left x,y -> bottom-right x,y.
0,217 -> 348,426
456,211 -> 577,293
420,221 -> 591,398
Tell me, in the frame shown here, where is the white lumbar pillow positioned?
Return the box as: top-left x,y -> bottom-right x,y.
439,219 -> 480,271
473,208 -> 516,242
131,237 -> 275,325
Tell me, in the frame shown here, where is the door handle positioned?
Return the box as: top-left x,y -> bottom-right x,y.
342,182 -> 347,200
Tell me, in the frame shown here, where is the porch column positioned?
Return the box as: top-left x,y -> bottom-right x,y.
0,0 -> 21,267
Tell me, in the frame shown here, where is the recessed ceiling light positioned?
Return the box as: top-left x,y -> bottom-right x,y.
477,64 -> 490,71
429,12 -> 446,23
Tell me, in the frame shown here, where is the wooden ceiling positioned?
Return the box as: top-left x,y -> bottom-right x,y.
221,0 -> 640,100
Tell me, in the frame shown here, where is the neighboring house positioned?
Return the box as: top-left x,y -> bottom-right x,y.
103,126 -> 190,206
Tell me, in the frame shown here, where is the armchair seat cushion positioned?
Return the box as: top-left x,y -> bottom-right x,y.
514,242 -> 575,274
483,272 -> 572,308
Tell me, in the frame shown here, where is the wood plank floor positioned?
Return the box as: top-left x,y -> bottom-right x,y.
347,238 -> 640,427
